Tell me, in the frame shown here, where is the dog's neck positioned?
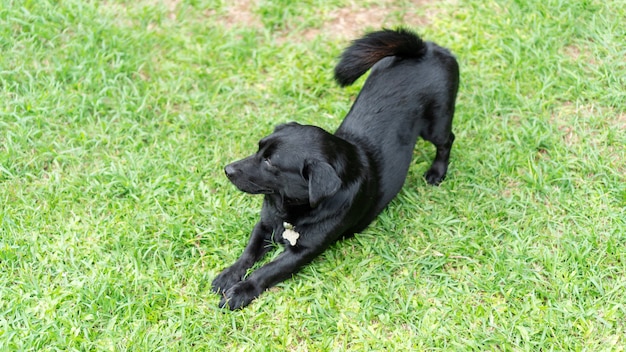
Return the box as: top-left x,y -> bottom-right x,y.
264,194 -> 312,221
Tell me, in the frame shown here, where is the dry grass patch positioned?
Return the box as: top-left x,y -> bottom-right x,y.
297,0 -> 437,42
205,0 -> 264,30
551,102 -> 626,166
99,0 -> 449,40
199,0 -> 439,42
561,43 -> 598,66
98,0 -> 182,28
301,1 -> 430,41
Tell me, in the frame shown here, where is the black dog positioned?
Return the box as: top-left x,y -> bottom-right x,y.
212,28 -> 459,309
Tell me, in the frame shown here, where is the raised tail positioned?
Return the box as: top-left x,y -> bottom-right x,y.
334,28 -> 427,87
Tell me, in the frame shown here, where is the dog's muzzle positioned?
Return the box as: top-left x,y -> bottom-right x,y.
224,164 -> 238,180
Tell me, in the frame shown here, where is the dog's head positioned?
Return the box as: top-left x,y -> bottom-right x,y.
224,122 -> 343,208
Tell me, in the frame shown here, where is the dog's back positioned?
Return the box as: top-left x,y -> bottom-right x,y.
334,28 -> 458,137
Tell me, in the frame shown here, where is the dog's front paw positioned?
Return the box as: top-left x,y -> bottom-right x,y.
219,281 -> 263,310
211,266 -> 245,294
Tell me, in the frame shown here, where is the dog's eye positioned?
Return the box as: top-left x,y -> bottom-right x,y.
263,157 -> 272,166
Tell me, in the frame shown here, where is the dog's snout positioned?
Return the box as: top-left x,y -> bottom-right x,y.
224,164 -> 237,179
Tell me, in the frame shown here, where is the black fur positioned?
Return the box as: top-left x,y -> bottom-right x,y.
212,28 -> 459,309
334,28 -> 427,86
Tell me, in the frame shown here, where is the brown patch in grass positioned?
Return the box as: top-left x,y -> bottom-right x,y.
100,0 -> 182,28
206,0 -> 263,29
203,0 -> 436,42
103,0 -> 441,39
297,0 -> 434,42
551,102 -> 585,147
163,0 -> 181,20
551,102 -> 626,148
614,112 -> 626,130
502,179 -> 522,198
98,1 -> 133,27
563,45 -> 582,60
562,43 -> 597,65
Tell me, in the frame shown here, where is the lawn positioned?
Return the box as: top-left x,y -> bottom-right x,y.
1,0 -> 625,350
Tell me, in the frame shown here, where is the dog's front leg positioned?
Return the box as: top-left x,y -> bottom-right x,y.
211,221 -> 273,294
219,246 -> 323,310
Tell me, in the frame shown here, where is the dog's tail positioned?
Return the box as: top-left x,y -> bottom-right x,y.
334,28 -> 427,87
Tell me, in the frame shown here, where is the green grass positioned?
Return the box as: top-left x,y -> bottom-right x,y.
1,0 -> 625,350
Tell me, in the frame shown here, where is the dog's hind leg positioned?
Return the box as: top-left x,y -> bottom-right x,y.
421,94 -> 456,185
424,131 -> 454,185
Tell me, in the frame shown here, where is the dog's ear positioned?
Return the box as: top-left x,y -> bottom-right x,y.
273,122 -> 300,133
304,160 -> 341,208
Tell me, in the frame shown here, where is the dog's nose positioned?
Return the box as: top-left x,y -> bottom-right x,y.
224,164 -> 237,179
